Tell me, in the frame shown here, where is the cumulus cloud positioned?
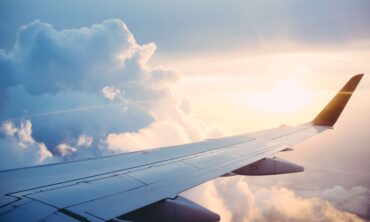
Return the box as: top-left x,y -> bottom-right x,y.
105,120 -> 191,152
0,19 -> 226,168
102,86 -> 122,101
251,186 -> 364,222
184,177 -> 367,222
302,185 -> 370,218
0,120 -> 54,169
76,134 -> 93,147
182,180 -> 233,222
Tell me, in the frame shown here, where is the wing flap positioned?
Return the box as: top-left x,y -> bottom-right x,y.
0,200 -> 57,222
127,161 -> 197,185
25,174 -> 144,209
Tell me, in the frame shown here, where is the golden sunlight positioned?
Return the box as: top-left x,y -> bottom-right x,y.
243,78 -> 313,113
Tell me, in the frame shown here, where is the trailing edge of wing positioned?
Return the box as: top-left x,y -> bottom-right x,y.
313,74 -> 364,127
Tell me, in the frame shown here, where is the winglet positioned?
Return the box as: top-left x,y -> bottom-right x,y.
312,74 -> 364,127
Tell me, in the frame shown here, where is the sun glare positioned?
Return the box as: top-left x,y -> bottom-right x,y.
244,78 -> 313,113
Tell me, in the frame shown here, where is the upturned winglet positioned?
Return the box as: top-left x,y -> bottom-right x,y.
312,74 -> 364,127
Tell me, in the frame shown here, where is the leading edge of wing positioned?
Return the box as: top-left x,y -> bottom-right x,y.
312,74 -> 364,127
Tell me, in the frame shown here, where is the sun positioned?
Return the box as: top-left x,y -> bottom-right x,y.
245,78 -> 313,113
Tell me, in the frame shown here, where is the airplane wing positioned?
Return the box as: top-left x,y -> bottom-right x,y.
0,74 -> 364,222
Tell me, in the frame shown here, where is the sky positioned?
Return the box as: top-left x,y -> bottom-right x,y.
0,1 -> 369,221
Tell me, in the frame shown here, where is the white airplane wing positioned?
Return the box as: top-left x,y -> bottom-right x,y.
0,74 -> 364,222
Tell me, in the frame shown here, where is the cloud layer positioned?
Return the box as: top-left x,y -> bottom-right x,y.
183,177 -> 368,222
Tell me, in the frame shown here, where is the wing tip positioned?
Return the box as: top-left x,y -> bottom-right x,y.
312,73 -> 364,127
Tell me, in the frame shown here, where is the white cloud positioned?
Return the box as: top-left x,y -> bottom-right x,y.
303,185 -> 370,218
185,177 -> 366,222
0,19 -> 228,169
0,20 -> 170,160
55,143 -> 77,157
77,134 -> 93,148
105,120 -> 191,153
102,86 -> 122,101
182,180 -> 233,222
0,120 -> 54,169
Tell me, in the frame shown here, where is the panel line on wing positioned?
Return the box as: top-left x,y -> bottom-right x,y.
82,143 -> 286,220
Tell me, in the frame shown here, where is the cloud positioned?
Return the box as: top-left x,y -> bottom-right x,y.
184,177 -> 367,222
0,19 -> 227,169
302,185 -> 370,218
76,134 -> 93,147
0,19 -> 171,167
252,186 -> 365,222
0,120 -> 54,169
182,180 -> 233,222
105,120 -> 191,153
102,86 -> 122,101
54,134 -> 94,160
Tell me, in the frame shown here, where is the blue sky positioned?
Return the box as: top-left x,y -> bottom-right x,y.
1,0 -> 370,53
0,1 -> 369,221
